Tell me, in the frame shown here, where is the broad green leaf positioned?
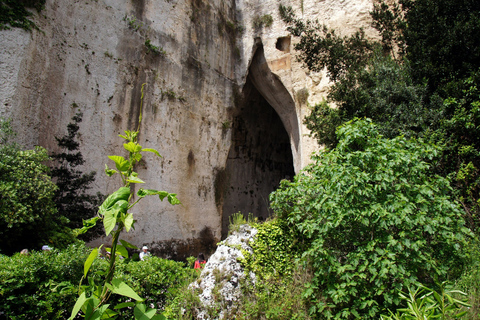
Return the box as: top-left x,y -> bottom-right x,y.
137,189 -> 168,199
105,164 -> 118,177
106,279 -> 144,301
74,217 -> 101,236
124,213 -> 135,232
132,153 -> 142,162
124,142 -> 142,153
69,292 -> 87,320
128,175 -> 145,184
134,304 -> 157,320
101,307 -> 117,319
157,191 -> 169,201
116,245 -> 129,258
99,187 -> 130,216
108,155 -> 130,172
84,248 -> 99,277
82,297 -> 95,317
113,199 -> 129,213
141,148 -> 162,158
103,209 -> 117,236
114,302 -> 136,309
167,193 -> 181,205
120,239 -> 138,249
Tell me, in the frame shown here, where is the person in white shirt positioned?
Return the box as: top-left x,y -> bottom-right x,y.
139,246 -> 150,261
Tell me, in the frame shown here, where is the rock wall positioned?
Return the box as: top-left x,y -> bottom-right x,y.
0,0 -> 376,259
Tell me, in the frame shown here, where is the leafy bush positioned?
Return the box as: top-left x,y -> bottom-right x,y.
242,219 -> 300,280
112,257 -> 196,317
0,243 -> 193,319
455,239 -> 480,319
382,282 -> 470,319
304,53 -> 440,149
234,219 -> 310,319
0,118 -> 73,254
164,219 -> 310,320
270,119 -> 472,319
0,243 -> 91,319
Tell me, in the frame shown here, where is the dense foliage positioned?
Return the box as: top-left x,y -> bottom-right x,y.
50,112 -> 103,241
0,243 -> 192,319
437,73 -> 480,233
279,5 -> 377,83
0,118 -> 73,254
280,0 -> 480,237
303,54 -> 440,148
270,119 -> 471,319
0,244 -> 89,319
402,0 -> 480,95
235,219 -> 309,319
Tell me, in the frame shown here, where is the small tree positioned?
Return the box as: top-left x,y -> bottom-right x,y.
0,118 -> 73,254
50,111 -> 103,240
270,119 -> 471,319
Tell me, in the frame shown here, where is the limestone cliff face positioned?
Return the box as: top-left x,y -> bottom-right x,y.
0,0 -> 375,259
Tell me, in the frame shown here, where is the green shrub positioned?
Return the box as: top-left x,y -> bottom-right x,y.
165,219 -> 310,320
233,219 -> 310,319
112,257 -> 196,316
270,118 -> 472,319
382,282 -> 470,319
242,219 -> 300,280
0,118 -> 74,254
0,244 -> 194,319
0,243 -> 92,319
456,239 -> 480,319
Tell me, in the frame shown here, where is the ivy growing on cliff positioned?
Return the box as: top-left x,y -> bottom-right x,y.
0,0 -> 45,31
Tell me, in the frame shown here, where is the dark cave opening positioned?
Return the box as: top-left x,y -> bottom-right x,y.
220,75 -> 295,238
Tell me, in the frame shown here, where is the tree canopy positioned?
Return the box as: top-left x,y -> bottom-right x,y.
271,119 -> 471,319
280,0 -> 480,234
0,119 -> 73,254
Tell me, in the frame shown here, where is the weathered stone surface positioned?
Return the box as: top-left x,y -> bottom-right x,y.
0,0 -> 376,258
189,224 -> 257,319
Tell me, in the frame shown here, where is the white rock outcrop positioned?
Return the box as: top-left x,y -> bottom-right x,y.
189,224 -> 257,319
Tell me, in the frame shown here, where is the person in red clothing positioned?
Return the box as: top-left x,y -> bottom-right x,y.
194,253 -> 206,269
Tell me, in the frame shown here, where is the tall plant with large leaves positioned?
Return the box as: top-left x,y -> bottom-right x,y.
69,84 -> 180,320
270,119 -> 471,319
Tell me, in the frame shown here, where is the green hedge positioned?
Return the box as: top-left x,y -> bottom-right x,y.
0,243 -> 89,319
0,243 -> 194,319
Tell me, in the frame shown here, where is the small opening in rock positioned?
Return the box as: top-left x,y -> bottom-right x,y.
275,36 -> 291,53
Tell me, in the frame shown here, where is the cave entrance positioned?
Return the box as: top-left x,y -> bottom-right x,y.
220,45 -> 296,238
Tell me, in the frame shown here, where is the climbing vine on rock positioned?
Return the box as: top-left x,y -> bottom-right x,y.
0,0 -> 45,31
